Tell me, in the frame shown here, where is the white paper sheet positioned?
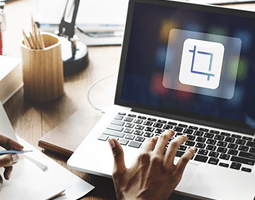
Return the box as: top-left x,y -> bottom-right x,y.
0,102 -> 94,199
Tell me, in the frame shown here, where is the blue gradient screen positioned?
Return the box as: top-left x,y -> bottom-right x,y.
119,1 -> 255,131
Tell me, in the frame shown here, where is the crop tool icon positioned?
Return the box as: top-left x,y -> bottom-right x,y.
179,38 -> 224,90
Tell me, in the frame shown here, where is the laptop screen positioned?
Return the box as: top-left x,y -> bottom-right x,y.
115,0 -> 255,134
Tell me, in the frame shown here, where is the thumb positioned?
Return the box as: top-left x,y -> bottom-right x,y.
108,138 -> 126,177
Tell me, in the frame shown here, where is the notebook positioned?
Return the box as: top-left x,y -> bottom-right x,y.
68,0 -> 255,199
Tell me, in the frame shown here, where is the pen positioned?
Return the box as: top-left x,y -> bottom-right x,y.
0,150 -> 33,155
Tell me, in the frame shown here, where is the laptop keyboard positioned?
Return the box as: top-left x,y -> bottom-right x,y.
98,112 -> 255,173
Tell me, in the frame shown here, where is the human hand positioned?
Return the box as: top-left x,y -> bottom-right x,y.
0,134 -> 24,185
108,130 -> 196,200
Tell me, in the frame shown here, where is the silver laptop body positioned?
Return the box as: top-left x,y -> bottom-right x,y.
68,1 -> 255,199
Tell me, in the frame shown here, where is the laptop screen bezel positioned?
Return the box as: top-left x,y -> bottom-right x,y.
114,0 -> 255,135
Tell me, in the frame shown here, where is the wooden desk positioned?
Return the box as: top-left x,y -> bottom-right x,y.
2,1 -> 255,200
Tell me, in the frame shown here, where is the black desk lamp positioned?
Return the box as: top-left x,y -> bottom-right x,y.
58,0 -> 89,76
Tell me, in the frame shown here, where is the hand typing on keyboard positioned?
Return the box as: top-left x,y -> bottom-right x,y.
108,130 -> 196,200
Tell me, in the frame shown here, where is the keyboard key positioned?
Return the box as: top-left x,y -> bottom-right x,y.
189,126 -> 198,130
135,125 -> 145,130
196,137 -> 206,143
228,143 -> 238,149
217,141 -> 227,147
241,167 -> 252,172
199,128 -> 209,132
158,120 -> 167,124
209,151 -> 219,158
178,124 -> 188,128
98,134 -> 109,141
228,149 -> 238,155
125,134 -> 135,140
114,115 -> 124,120
249,148 -> 255,153
217,147 -> 227,153
220,132 -> 231,136
208,158 -> 219,165
187,135 -> 196,141
210,130 -> 220,134
175,151 -> 185,157
168,121 -> 177,126
148,118 -> 156,121
145,127 -> 154,132
134,130 -> 143,136
219,163 -> 229,168
143,121 -> 153,126
134,119 -> 143,124
235,139 -> 246,145
204,133 -> 214,138
111,120 -> 125,126
247,141 -> 255,147
103,129 -> 125,138
239,152 -> 255,160
135,136 -> 145,142
144,132 -> 154,138
154,123 -> 163,128
107,125 -> 123,132
124,128 -> 133,134
128,141 -> 142,148
119,138 -> 129,145
125,123 -> 135,128
194,131 -> 204,136
118,112 -> 126,116
230,162 -> 242,170
206,139 -> 216,145
178,145 -> 187,151
138,116 -> 146,119
238,145 -> 249,152
206,145 -> 216,151
185,141 -> 195,146
225,137 -> 235,143
184,129 -> 193,134
128,114 -> 136,117
163,125 -> 172,130
198,149 -> 208,155
155,129 -> 164,134
231,134 -> 242,139
243,136 -> 253,141
196,143 -> 206,149
231,156 -> 254,165
124,117 -> 133,122
194,155 -> 208,163
174,127 -> 184,132
220,153 -> 230,160
214,135 -> 224,141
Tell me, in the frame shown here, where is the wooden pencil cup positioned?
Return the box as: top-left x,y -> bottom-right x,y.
21,33 -> 64,102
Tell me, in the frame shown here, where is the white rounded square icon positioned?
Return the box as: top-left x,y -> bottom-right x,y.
179,39 -> 225,90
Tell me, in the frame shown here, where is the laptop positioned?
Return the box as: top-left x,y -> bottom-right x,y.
68,0 -> 255,199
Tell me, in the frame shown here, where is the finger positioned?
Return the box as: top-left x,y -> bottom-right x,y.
0,175 -> 2,186
176,147 -> 196,173
4,166 -> 13,180
0,134 -> 24,150
154,130 -> 175,155
108,138 -> 126,177
164,135 -> 188,165
141,137 -> 158,153
0,154 -> 19,167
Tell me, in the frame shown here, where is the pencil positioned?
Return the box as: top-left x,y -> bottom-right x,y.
22,29 -> 32,49
0,150 -> 33,155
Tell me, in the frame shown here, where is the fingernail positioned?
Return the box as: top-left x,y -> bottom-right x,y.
190,147 -> 196,152
7,172 -> 11,180
12,154 -> 19,163
108,138 -> 116,148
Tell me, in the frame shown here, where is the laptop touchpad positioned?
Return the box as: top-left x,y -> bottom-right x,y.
175,161 -> 199,191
